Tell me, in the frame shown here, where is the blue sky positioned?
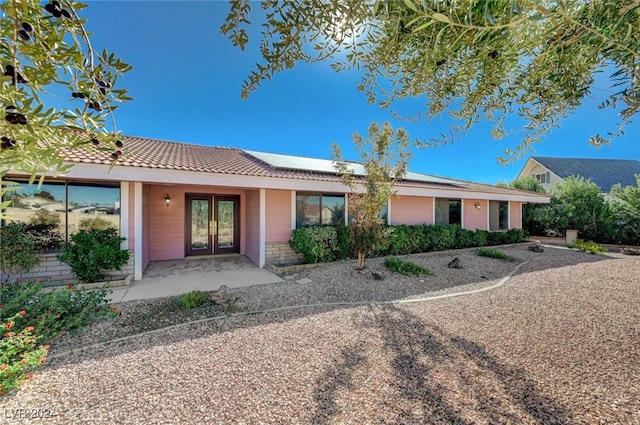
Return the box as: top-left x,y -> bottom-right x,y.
74,1 -> 638,185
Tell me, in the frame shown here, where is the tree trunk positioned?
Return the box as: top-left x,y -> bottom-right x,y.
357,251 -> 365,270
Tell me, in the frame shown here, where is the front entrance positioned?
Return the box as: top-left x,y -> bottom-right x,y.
185,194 -> 240,256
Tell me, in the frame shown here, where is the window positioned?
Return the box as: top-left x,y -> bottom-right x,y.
532,172 -> 551,184
347,194 -> 388,224
296,194 -> 345,227
435,199 -> 461,225
3,179 -> 121,250
489,201 -> 509,230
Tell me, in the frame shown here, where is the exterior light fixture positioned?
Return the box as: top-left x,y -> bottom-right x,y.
474,202 -> 481,210
165,194 -> 171,207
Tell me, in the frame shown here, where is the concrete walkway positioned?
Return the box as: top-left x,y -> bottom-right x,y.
109,255 -> 283,303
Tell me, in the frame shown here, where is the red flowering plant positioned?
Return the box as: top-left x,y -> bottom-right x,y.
1,280 -> 117,343
0,312 -> 49,396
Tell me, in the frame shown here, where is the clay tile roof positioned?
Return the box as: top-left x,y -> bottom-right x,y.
61,134 -> 548,198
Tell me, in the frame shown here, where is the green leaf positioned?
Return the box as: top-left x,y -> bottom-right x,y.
403,0 -> 418,12
431,13 -> 451,24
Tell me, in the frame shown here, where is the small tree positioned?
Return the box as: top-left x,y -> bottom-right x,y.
332,122 -> 411,270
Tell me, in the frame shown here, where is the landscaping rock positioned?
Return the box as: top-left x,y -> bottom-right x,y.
296,278 -> 312,284
210,285 -> 238,306
620,247 -> 640,256
447,257 -> 462,269
529,243 -> 544,253
371,271 -> 385,280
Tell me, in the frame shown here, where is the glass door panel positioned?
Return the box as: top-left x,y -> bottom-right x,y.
191,200 -> 210,251
214,196 -> 240,254
217,200 -> 234,248
186,195 -> 212,256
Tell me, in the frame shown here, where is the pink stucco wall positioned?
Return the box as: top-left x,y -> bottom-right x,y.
244,190 -> 260,265
509,201 -> 522,229
146,185 -> 247,261
463,199 -> 488,230
390,195 -> 433,225
266,189 -> 292,243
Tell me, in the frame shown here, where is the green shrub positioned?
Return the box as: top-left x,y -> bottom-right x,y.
384,257 -> 433,276
290,224 -> 526,264
0,281 -> 117,343
289,226 -> 338,263
24,223 -> 64,252
334,224 -> 353,260
0,222 -> 40,285
58,228 -> 129,283
568,239 -> 607,254
0,281 -> 117,395
174,291 -> 207,309
0,312 -> 49,396
476,247 -> 510,260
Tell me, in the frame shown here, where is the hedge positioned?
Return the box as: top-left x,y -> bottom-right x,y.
289,224 -> 525,264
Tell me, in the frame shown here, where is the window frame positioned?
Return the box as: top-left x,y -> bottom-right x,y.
2,178 -> 122,250
295,192 -> 346,228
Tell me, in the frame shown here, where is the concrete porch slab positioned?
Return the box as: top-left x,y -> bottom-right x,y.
109,268 -> 283,303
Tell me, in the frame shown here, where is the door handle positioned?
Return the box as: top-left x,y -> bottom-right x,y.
211,221 -> 217,235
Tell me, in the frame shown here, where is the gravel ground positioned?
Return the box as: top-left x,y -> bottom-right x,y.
1,245 -> 639,424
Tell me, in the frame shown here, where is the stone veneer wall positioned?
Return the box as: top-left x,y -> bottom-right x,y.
265,242 -> 303,265
20,250 -> 135,286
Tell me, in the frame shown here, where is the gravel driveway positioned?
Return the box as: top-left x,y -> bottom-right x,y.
1,245 -> 639,424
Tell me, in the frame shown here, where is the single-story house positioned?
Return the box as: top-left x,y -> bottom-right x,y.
3,135 -> 550,282
518,156 -> 640,193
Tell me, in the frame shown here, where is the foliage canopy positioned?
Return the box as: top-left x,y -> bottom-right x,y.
0,0 -> 132,179
223,0 -> 640,161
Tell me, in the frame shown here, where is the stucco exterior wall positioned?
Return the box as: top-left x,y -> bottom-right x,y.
244,190 -> 261,266
509,201 -> 522,229
266,189 -> 292,243
463,199 -> 488,230
146,185 -> 247,261
390,195 -> 433,225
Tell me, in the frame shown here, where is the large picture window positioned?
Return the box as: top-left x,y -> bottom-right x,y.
3,179 -> 121,250
489,201 -> 509,231
296,193 -> 345,227
435,198 -> 461,225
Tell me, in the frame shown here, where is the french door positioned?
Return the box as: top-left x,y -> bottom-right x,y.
185,194 -> 240,256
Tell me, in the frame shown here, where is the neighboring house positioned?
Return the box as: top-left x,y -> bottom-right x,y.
3,136 -> 549,281
518,156 -> 640,193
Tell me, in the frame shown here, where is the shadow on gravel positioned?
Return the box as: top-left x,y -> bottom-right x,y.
358,305 -> 574,424
310,342 -> 367,424
43,246 -> 621,375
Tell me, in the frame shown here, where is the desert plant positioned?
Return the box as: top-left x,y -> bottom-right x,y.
289,226 -> 338,263
568,239 -> 607,254
29,209 -> 61,226
58,228 -> 128,283
0,222 -> 40,284
384,257 -> 432,276
78,216 -> 114,231
476,247 -> 509,260
174,291 -> 207,310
